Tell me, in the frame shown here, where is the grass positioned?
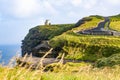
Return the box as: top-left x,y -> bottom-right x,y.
72,16 -> 103,32
50,33 -> 120,61
109,21 -> 120,31
95,53 -> 120,67
1,47 -> 120,80
109,14 -> 120,31
104,21 -> 109,30
0,62 -> 120,80
41,67 -> 120,80
25,24 -> 75,41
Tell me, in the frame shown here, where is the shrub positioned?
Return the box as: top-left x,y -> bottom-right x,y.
94,53 -> 120,67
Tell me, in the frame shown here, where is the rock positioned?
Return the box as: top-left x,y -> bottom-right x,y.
32,41 -> 53,57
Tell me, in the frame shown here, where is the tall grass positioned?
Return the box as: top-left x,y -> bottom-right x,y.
0,48 -> 120,80
0,62 -> 120,80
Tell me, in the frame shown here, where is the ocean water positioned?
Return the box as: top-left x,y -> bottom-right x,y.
0,45 -> 21,65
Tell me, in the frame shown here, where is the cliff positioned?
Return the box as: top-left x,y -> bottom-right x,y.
21,23 -> 76,57
21,16 -> 96,57
21,15 -> 120,64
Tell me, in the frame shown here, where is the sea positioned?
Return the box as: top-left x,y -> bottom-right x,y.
0,45 -> 21,65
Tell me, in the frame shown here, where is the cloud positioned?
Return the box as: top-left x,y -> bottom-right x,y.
71,0 -> 82,7
10,0 -> 41,18
106,0 -> 120,5
48,0 -> 68,6
42,1 -> 58,15
0,0 -> 58,19
47,0 -> 82,7
0,0 -> 106,19
55,0 -> 98,9
82,0 -> 98,9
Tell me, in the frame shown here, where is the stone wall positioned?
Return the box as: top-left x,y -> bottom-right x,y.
79,30 -> 120,36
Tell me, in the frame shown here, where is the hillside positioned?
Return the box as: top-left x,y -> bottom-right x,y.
22,15 -> 103,56
109,14 -> 120,31
21,14 -> 120,67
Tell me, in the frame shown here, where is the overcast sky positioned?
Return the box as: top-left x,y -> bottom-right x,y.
0,0 -> 120,45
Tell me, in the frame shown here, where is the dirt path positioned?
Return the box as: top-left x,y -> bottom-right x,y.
84,17 -> 109,32
77,17 -> 120,35
92,17 -> 109,31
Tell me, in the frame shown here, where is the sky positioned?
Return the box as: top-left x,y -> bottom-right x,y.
0,0 -> 120,45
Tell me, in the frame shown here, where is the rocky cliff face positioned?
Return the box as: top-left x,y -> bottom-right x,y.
21,27 -> 44,56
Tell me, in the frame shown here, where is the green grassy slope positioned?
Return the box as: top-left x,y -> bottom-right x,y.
72,15 -> 104,32
50,32 -> 120,61
109,14 -> 120,31
28,24 -> 75,40
49,15 -> 120,62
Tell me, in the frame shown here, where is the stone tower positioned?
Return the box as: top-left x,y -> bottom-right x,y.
45,19 -> 51,25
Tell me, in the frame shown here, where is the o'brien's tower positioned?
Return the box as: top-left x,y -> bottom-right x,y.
45,19 -> 51,25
